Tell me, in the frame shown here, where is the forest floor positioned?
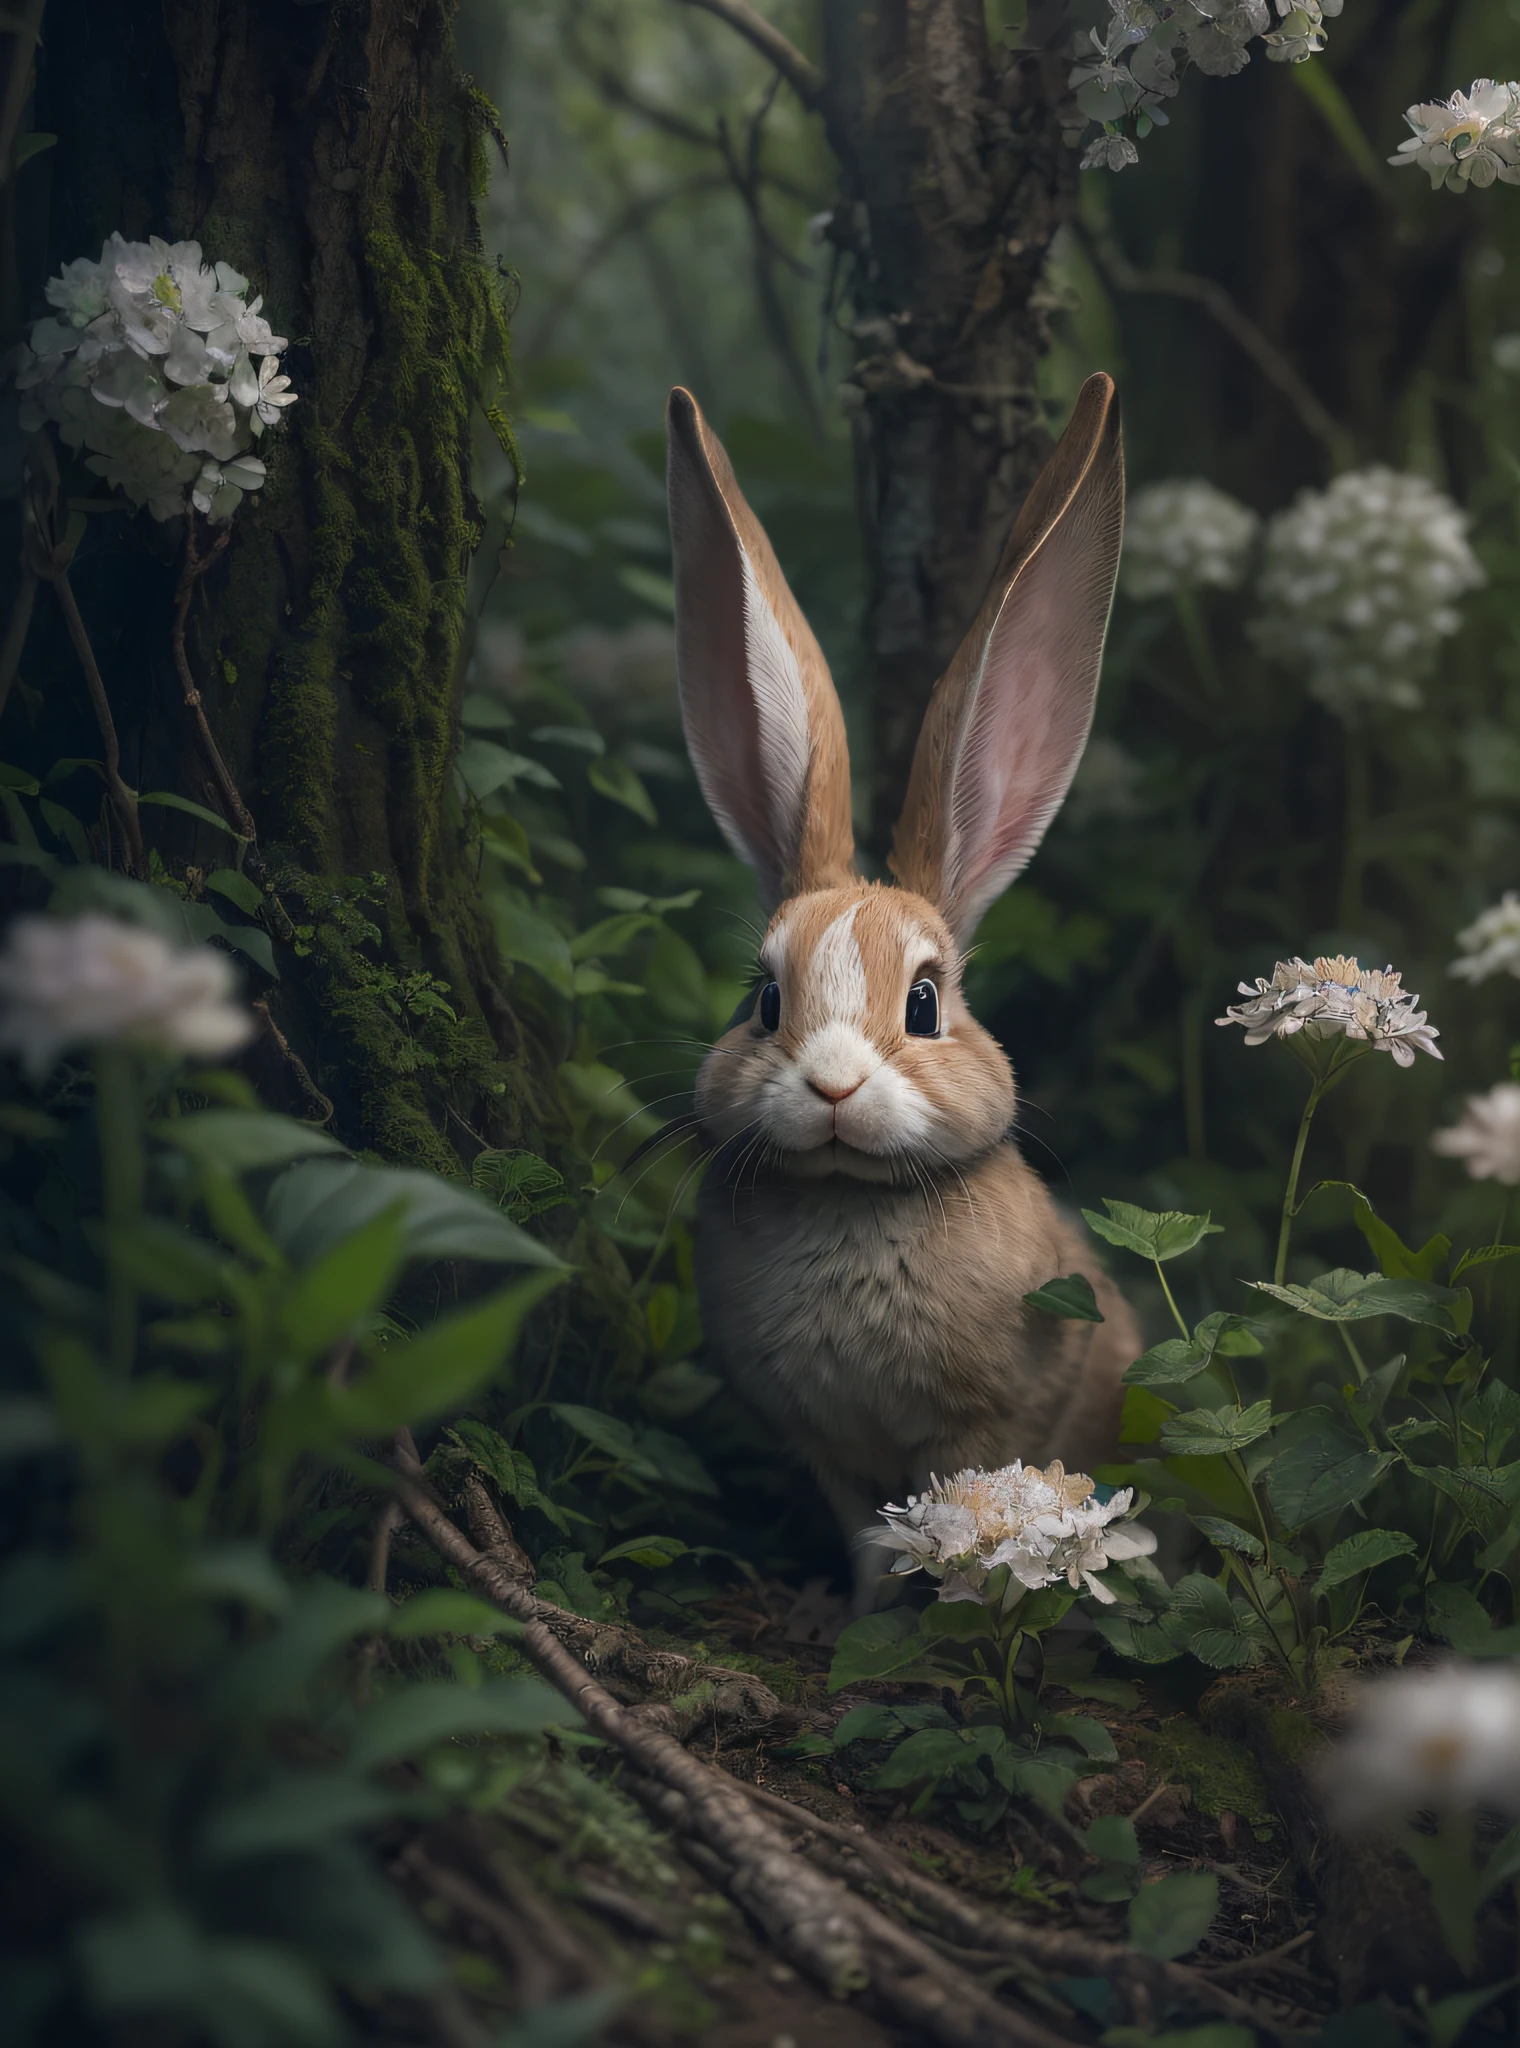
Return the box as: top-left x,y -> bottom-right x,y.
375,1466 -> 1372,2048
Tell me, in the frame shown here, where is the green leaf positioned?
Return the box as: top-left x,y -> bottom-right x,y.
457,737 -> 561,799
13,131 -> 57,169
265,1158 -> 563,1268
617,565 -> 676,616
332,1272 -> 562,1437
569,911 -> 659,962
0,759 -> 40,794
1250,1269 -> 1464,1333
1452,1243 -> 1520,1283
1082,1200 -> 1222,1263
1426,1581 -> 1520,1658
1159,1401 -> 1275,1455
1423,1977 -> 1520,2048
471,1148 -> 569,1222
587,754 -> 657,825
531,724 -> 605,755
1162,1573 -> 1262,1669
1127,1869 -> 1219,1959
1317,1528 -> 1415,1592
1084,1814 -> 1140,1865
1052,1713 -> 1118,1761
111,1218 -> 238,1305
445,1422 -> 573,1533
347,1677 -> 580,1771
827,1609 -> 940,1692
1263,1409 -> 1393,1528
1023,1273 -> 1104,1321
595,1534 -> 690,1569
217,1580 -> 390,1712
138,789 -> 248,842
832,1704 -> 909,1747
872,1726 -> 996,1791
550,1403 -> 640,1461
204,867 -> 264,915
1124,1311 -> 1261,1388
1192,1516 -> 1263,1561
386,1590 -> 521,1640
277,1202 -> 407,1360
153,1109 -> 344,1174
492,895 -> 574,995
1120,1385 -> 1176,1444
202,1773 -> 403,1858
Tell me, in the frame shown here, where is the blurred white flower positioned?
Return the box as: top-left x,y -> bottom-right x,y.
1431,1084 -> 1520,1184
1121,478 -> 1260,600
1451,894 -> 1520,984
1390,80 -> 1520,192
1326,1663 -> 1520,1825
1217,954 -> 1441,1066
0,914 -> 254,1079
1493,334 -> 1520,374
874,1461 -> 1155,1606
1249,467 -> 1484,718
14,233 -> 296,524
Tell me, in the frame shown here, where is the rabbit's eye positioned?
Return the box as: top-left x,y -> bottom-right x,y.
758,980 -> 781,1032
905,979 -> 940,1037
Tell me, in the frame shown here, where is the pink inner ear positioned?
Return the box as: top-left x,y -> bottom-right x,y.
945,502 -> 1119,937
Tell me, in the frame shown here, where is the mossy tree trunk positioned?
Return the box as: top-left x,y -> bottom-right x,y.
816,0 -> 1075,846
22,0 -> 544,1166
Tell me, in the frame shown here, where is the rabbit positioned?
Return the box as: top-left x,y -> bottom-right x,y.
664,372 -> 1141,1609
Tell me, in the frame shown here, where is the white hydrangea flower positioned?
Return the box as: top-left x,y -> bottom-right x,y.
1248,467 -> 1484,718
1216,954 -> 1441,1067
1326,1663 -> 1520,1825
1121,478 -> 1260,600
13,233 -> 297,524
0,914 -> 254,1080
873,1461 -> 1156,1607
1431,1084 -> 1520,1185
1262,0 -> 1339,64
1451,894 -> 1520,984
1390,80 -> 1520,192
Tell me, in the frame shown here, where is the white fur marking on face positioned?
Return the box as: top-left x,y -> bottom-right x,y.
761,915 -> 788,980
739,551 -> 811,862
810,902 -> 867,1027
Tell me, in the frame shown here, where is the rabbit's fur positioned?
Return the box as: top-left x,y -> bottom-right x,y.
666,375 -> 1140,1605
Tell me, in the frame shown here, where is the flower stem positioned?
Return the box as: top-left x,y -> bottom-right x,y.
1153,1257 -> 1190,1340
93,1044 -> 143,1374
1276,1073 -> 1326,1287
1337,1323 -> 1369,1385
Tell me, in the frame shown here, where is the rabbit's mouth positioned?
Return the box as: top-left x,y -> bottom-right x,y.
773,1137 -> 903,1184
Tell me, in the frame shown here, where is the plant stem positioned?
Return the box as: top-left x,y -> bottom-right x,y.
1337,1323 -> 1368,1385
93,1044 -> 143,1375
1153,1257 -> 1190,1340
50,570 -> 145,876
1276,1072 -> 1326,1287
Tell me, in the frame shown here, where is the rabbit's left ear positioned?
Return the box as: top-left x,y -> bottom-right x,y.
889,373 -> 1124,945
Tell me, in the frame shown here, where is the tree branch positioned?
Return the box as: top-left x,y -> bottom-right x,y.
671,0 -> 825,110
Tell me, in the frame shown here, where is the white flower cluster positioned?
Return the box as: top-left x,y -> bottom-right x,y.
1451,894 -> 1520,984
1391,80 -> 1520,191
1217,955 -> 1442,1067
15,235 -> 297,523
1071,0 -> 1337,171
1327,1664 -> 1520,1826
0,914 -> 253,1079
1248,468 -> 1484,718
1432,1084 -> 1520,1185
1121,479 -> 1260,601
874,1460 -> 1156,1608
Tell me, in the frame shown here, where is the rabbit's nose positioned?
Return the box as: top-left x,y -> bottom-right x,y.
808,1076 -> 863,1104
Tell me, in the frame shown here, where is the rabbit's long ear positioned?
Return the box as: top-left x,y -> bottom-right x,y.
890,374 -> 1124,945
667,387 -> 854,906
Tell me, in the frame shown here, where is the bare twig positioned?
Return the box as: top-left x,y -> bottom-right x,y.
368,1498 -> 405,1593
253,1000 -> 334,1121
460,1471 -> 536,1587
172,519 -> 260,847
672,0 -> 825,109
388,1438 -> 1078,2048
1075,219 -> 1356,471
1199,1928 -> 1316,1980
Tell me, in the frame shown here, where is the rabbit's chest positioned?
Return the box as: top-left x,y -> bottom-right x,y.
695,1175 -> 1010,1462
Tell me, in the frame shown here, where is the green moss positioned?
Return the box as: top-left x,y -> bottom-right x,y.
1131,1716 -> 1278,1839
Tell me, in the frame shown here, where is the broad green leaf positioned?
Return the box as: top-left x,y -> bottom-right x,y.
187,1545 -> 291,1614
1084,1814 -> 1141,1865
492,895 -> 573,995
617,565 -> 676,617
1425,1581 -> 1520,1658
550,1403 -> 640,1461
277,1202 -> 406,1360
832,1704 -> 909,1746
596,1534 -> 690,1569
1250,1269 -> 1464,1333
1192,1516 -> 1263,1561
1082,1199 -> 1222,1263
1316,1529 -> 1414,1592
139,789 -> 247,842
1023,1273 -> 1104,1321
587,754 -> 657,825
1419,1463 -> 1520,1545
446,1422 -> 573,1534
1052,1713 -> 1118,1761
1092,1607 -> 1184,1664
347,1677 -> 579,1770
153,1109 -> 344,1174
457,736 -> 561,799
204,867 -> 263,916
569,910 -> 658,962
471,1148 -> 569,1222
1263,1409 -> 1393,1528
531,723 -> 604,755
1124,1311 -> 1262,1388
1127,1869 -> 1219,1959
332,1271 -> 562,1436
215,1580 -> 390,1712
1159,1401 -> 1274,1455
112,1219 -> 238,1305
1162,1573 -> 1262,1669
202,1772 -> 403,1858
0,759 -> 40,794
265,1158 -> 563,1268
1305,1180 -> 1453,1281
872,1726 -> 995,1790
1120,1386 -> 1175,1445
828,1609 -> 941,1692
386,1590 -> 521,1640
627,1425 -> 717,1496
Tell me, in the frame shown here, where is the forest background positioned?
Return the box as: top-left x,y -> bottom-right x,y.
8,0 -> 1520,2044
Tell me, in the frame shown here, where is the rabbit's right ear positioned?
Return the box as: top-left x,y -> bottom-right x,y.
667,388 -> 854,907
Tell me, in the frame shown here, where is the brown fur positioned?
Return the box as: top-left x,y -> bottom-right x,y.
666,378 -> 1135,1604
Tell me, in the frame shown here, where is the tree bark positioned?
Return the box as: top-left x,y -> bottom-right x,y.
817,1 -> 1076,848
23,0 -> 544,1166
